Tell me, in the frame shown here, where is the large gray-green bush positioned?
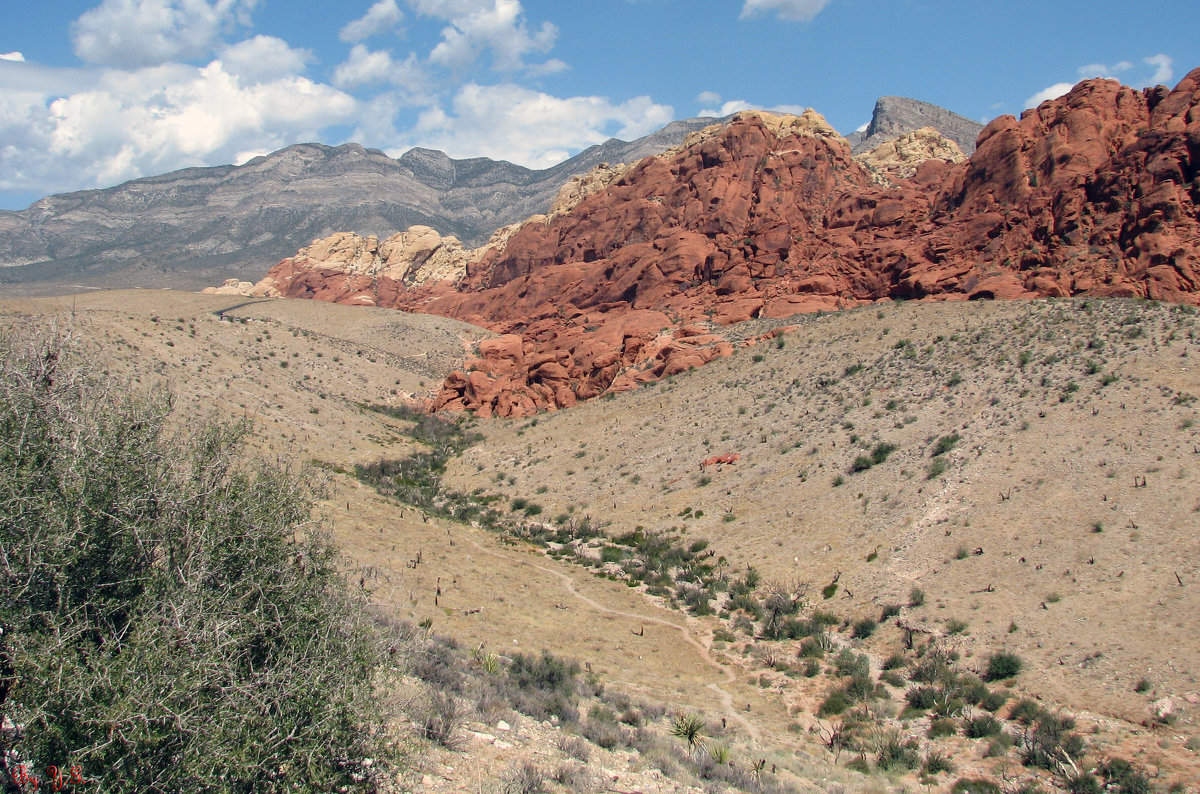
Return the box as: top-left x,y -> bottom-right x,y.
0,326 -> 392,791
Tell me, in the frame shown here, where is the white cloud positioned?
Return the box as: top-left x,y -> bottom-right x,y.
854,121 -> 868,133
1025,53 -> 1178,111
0,52 -> 24,62
698,98 -> 806,118
695,90 -> 721,105
1077,60 -> 1133,79
71,0 -> 258,67
410,0 -> 558,71
397,82 -> 673,168
524,58 -> 568,76
340,0 -> 405,43
740,0 -> 831,22
218,36 -> 312,82
699,99 -> 751,117
1024,82 -> 1075,109
333,44 -> 430,97
1145,54 -> 1173,85
0,58 -> 357,195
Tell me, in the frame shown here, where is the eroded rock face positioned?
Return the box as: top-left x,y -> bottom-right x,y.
855,127 -> 967,185
260,70 -> 1200,416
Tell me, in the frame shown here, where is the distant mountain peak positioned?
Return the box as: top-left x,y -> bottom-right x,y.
846,96 -> 983,155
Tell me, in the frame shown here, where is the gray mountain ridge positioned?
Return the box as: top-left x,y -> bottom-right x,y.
0,97 -> 981,296
845,96 -> 983,155
0,118 -> 723,295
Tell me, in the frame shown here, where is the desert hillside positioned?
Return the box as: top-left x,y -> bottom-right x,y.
5,290 -> 1198,793
256,69 -> 1200,422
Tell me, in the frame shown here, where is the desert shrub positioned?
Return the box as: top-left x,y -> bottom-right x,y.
811,609 -> 839,625
965,714 -> 1002,739
882,652 -> 908,671
851,618 -> 877,639
420,691 -> 465,748
930,433 -> 961,457
818,689 -> 852,716
835,649 -> 870,677
958,677 -> 990,705
952,779 -> 1003,794
500,760 -> 547,794
0,328 -> 391,791
906,686 -> 939,711
909,586 -> 926,607
928,718 -> 959,738
1008,698 -> 1045,725
879,603 -> 902,620
980,689 -> 1009,712
556,734 -> 592,762
875,730 -> 920,771
580,716 -> 624,750
1023,713 -> 1084,770
552,761 -> 597,791
985,733 -> 1015,757
1097,758 -> 1153,794
909,649 -> 954,684
984,651 -> 1023,681
1065,773 -> 1102,794
508,650 -> 580,694
923,750 -> 955,775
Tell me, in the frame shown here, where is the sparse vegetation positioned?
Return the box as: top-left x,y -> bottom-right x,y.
0,329 -> 393,791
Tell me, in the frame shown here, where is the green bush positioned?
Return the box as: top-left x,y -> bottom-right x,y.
965,714 -> 1002,739
984,651 -> 1023,681
851,618 -> 877,639
0,329 -> 391,791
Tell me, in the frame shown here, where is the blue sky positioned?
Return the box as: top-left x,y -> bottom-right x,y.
0,0 -> 1196,210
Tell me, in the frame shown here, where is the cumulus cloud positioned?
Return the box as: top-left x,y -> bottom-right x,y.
1076,60 -> 1133,79
410,0 -> 558,71
740,0 -> 831,22
698,98 -> 806,118
1024,82 -> 1075,109
218,35 -> 312,82
1144,54 -> 1174,85
397,82 -> 673,168
1025,53 -> 1177,110
333,44 -> 430,99
0,52 -> 24,62
340,0 -> 405,43
0,58 -> 357,196
71,0 -> 258,67
695,90 -> 721,106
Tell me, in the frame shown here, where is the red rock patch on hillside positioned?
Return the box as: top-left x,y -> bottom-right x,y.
260,70 -> 1200,417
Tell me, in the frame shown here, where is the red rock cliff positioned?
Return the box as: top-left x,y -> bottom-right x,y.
260,70 -> 1200,416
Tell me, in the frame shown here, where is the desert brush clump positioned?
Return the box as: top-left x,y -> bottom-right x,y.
0,327 -> 393,791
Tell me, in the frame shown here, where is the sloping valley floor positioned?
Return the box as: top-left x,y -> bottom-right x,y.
3,291 -> 1198,792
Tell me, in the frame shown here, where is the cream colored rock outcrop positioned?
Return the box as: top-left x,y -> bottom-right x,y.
854,126 -> 966,185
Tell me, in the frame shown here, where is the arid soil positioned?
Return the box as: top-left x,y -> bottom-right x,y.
4,290 -> 1199,792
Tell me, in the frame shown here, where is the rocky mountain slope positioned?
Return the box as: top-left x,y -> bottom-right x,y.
0,95 -> 980,298
845,95 -> 984,154
259,69 -> 1200,418
0,118 -> 722,295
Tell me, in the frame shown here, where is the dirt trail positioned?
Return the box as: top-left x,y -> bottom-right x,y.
463,534 -> 762,743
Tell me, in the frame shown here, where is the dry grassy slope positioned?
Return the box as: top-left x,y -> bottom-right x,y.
0,290 -> 859,791
444,297 -> 1200,759
8,290 -> 1200,789
0,290 -> 492,469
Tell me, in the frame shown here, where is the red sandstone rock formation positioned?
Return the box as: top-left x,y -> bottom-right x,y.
260,70 -> 1200,417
